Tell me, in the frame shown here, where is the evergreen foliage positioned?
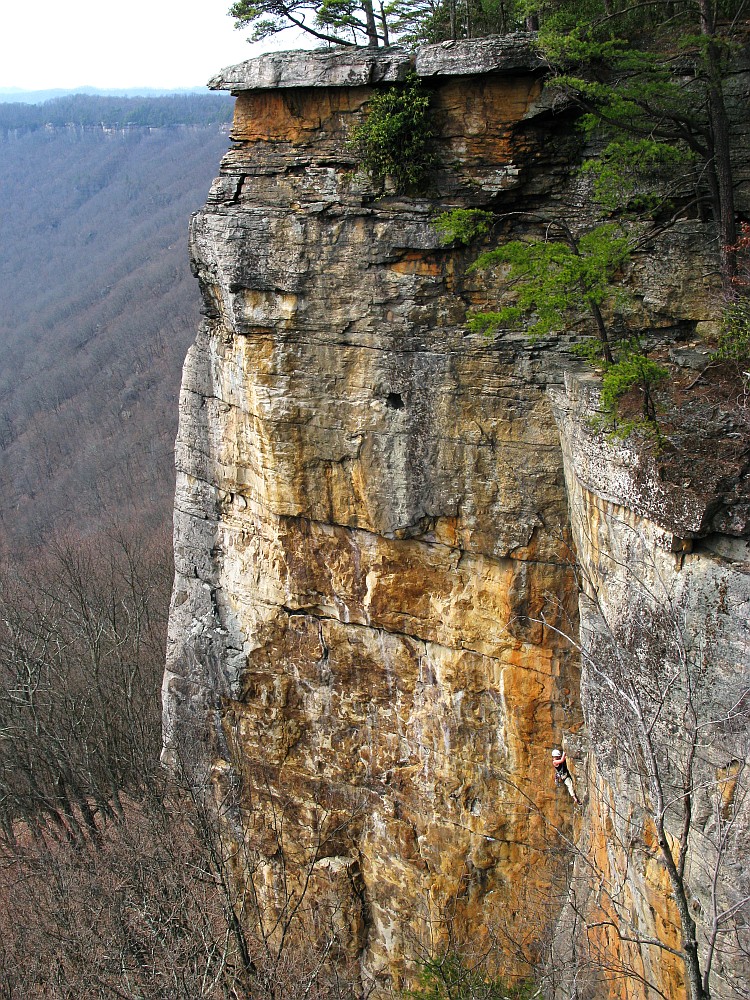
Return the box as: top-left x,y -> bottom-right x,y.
579,137 -> 693,218
230,0 -> 528,46
0,93 -> 234,134
408,953 -> 537,1000
434,208 -> 494,245
230,0 -> 388,46
348,72 -> 435,192
599,340 -> 669,434
463,220 -> 630,361
535,0 -> 743,281
387,0 -> 526,44
435,209 -> 674,432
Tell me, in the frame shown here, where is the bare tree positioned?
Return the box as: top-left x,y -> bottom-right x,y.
0,530 -> 368,999
531,505 -> 750,1000
0,530 -> 170,843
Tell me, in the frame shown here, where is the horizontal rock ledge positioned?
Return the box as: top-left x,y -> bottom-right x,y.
208,33 -> 543,92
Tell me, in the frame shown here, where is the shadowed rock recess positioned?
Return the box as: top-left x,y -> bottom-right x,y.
163,37 -> 750,997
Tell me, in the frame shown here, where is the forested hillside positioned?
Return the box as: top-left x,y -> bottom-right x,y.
0,99 -> 253,998
0,92 -> 233,131
0,102 -> 231,552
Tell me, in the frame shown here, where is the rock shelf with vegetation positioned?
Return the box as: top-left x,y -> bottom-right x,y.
162,27 -> 750,1000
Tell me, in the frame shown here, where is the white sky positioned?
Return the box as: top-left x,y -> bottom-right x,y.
0,0 -> 311,90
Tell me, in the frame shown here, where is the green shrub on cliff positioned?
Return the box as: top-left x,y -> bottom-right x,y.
348,72 -> 435,194
436,211 -> 630,365
408,953 -> 537,1000
599,340 -> 669,437
434,208 -> 494,246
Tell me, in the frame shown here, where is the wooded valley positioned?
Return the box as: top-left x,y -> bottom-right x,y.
0,8 -> 748,991
0,102 -> 230,553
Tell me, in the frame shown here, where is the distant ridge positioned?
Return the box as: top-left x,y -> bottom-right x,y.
0,86 -> 216,104
0,92 -> 234,132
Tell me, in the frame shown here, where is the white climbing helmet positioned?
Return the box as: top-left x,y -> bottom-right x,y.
552,749 -> 563,759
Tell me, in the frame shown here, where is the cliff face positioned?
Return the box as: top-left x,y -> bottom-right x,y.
551,374 -> 750,997
163,38 -> 750,996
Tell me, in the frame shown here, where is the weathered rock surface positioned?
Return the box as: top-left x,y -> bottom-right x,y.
415,33 -> 545,76
209,45 -> 415,92
551,376 -> 750,999
164,37 -> 750,997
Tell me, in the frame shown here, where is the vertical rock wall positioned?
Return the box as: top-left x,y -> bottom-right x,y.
163,37 -> 749,996
551,374 -> 750,999
164,39 -> 583,985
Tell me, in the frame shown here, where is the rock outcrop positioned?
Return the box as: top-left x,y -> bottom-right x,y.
163,38 -> 750,997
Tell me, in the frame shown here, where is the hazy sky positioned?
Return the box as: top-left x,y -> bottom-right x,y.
0,0 -> 309,90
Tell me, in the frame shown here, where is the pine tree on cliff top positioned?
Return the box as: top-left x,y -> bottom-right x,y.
533,0 -> 744,285
230,0 -> 389,47
229,0 -> 529,47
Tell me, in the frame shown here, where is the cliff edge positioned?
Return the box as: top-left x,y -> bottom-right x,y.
163,38 -> 749,998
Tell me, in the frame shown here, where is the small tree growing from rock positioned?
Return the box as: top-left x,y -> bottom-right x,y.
348,72 -> 435,194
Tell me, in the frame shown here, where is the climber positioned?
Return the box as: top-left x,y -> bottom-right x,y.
552,748 -> 580,805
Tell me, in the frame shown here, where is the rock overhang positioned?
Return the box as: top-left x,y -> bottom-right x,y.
551,372 -> 750,542
208,33 -> 545,93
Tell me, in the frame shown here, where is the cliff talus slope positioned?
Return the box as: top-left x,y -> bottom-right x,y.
163,38 -> 750,997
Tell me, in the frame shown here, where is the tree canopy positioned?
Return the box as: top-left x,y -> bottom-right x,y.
229,0 -> 529,47
536,0 -> 745,282
230,0 -> 388,46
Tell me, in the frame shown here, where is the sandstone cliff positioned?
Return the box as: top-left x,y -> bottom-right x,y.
551,373 -> 749,998
162,38 -> 750,998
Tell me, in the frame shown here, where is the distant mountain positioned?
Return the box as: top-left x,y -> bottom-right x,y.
0,86 -> 215,104
0,93 -> 234,132
0,113 -> 231,551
